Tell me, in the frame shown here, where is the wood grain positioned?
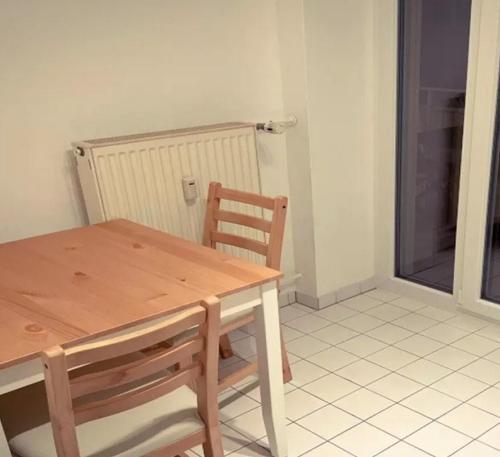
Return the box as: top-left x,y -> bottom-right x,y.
216,187 -> 275,210
0,219 -> 280,369
73,365 -> 202,425
199,182 -> 291,388
211,231 -> 268,256
41,296 -> 223,456
65,307 -> 205,367
213,209 -> 272,233
70,338 -> 204,399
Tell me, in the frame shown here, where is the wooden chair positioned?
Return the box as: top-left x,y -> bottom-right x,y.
9,297 -> 224,457
202,182 -> 292,390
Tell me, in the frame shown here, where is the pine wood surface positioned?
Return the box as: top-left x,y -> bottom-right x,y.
0,219 -> 281,369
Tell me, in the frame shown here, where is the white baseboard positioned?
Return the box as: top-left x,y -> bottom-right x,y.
378,277 -> 456,311
295,291 -> 318,309
294,273 -> 500,324
295,276 -> 378,310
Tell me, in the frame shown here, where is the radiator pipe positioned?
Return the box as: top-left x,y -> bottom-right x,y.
74,147 -> 85,158
256,114 -> 297,134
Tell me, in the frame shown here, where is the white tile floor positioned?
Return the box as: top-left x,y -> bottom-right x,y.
190,289 -> 500,456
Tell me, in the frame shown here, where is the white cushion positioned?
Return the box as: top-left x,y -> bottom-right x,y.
221,308 -> 253,326
170,288 -> 261,344
220,288 -> 261,325
9,385 -> 204,457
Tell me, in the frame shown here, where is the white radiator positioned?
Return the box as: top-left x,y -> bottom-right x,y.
74,122 -> 265,263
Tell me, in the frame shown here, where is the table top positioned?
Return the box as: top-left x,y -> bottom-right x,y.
0,219 -> 281,369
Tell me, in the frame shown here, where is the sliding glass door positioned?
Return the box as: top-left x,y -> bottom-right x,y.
396,0 -> 471,292
390,0 -> 500,319
483,100 -> 500,304
375,0 -> 500,318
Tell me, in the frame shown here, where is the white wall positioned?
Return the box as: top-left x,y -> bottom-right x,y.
0,0 -> 379,303
0,0 -> 295,275
277,0 -> 376,305
304,0 -> 375,299
276,0 -> 319,299
373,0 -> 399,282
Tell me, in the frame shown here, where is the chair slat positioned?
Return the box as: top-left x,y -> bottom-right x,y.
202,182 -> 292,390
214,209 -> 272,233
40,297 -> 223,457
66,307 -> 206,368
216,187 -> 275,210
211,231 -> 268,256
74,363 -> 202,425
70,337 -> 204,399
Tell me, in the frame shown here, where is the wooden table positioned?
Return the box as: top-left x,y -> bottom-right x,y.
0,219 -> 287,457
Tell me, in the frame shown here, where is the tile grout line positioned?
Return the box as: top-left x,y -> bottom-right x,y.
235,309 -> 500,420
222,294 -> 500,456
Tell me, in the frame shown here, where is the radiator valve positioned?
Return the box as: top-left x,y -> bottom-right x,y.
256,114 -> 297,134
74,147 -> 85,157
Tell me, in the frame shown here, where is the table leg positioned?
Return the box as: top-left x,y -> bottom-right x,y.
254,281 -> 287,457
0,419 -> 12,457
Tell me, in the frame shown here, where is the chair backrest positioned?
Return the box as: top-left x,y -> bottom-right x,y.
202,182 -> 288,270
41,297 -> 221,457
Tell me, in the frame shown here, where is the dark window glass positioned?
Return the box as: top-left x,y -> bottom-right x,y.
482,78 -> 500,303
396,0 -> 471,292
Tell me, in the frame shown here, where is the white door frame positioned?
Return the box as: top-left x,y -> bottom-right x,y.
374,0 -> 500,318
460,0 -> 500,320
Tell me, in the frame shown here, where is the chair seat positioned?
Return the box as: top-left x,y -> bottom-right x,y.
0,353 -> 148,440
9,385 -> 204,457
221,307 -> 253,326
169,289 -> 261,344
220,288 -> 261,325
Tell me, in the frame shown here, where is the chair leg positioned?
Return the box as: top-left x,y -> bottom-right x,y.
217,331 -> 292,390
219,334 -> 234,359
202,425 -> 224,457
280,332 -> 292,384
